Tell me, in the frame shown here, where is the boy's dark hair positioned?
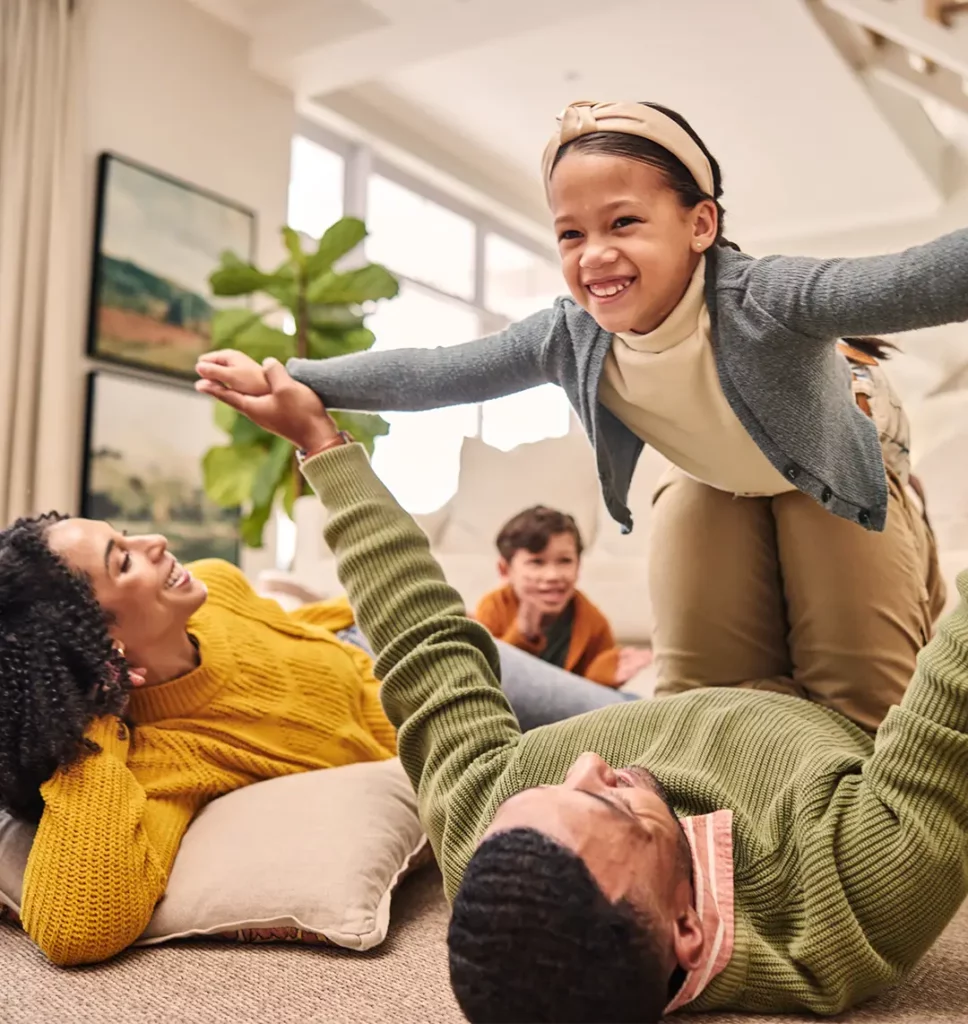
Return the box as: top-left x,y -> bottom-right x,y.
448,828 -> 669,1023
496,505 -> 584,562
552,101 -> 739,250
0,513 -> 130,822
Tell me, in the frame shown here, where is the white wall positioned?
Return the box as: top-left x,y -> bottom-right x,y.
34,0 -> 294,573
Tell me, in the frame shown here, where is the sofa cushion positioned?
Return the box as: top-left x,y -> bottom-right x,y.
437,434 -> 599,554
588,446 -> 671,560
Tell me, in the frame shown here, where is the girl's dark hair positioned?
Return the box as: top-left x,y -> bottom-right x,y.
0,513 -> 130,823
552,101 -> 739,249
842,336 -> 897,361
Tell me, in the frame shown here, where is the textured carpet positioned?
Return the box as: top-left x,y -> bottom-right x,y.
2,865 -> 967,1023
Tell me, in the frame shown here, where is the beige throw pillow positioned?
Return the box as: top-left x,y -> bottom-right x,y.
437,434 -> 599,554
0,758 -> 427,952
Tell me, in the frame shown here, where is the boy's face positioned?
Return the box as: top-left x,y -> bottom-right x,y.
500,532 -> 580,617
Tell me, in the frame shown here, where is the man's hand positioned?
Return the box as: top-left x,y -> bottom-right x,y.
195,356 -> 339,454
614,647 -> 653,685
196,349 -> 272,397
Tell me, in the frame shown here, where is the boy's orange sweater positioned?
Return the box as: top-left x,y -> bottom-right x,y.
21,560 -> 395,967
475,584 -> 621,687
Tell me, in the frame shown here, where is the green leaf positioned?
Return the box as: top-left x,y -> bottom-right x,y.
306,263 -> 399,305
231,416 -> 273,447
211,308 -> 265,346
209,263 -> 284,297
280,470 -> 298,520
305,217 -> 367,278
262,278 -> 299,309
214,402 -> 237,436
331,411 -> 390,456
307,306 -> 366,331
229,322 -> 297,365
240,501 -> 273,549
282,226 -> 305,267
306,326 -> 376,361
202,444 -> 262,508
251,434 -> 293,509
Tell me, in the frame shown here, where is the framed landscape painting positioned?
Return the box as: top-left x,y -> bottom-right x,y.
87,153 -> 255,379
82,372 -> 240,565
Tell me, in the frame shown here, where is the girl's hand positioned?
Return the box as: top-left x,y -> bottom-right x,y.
195,357 -> 339,454
614,646 -> 653,685
196,350 -> 272,397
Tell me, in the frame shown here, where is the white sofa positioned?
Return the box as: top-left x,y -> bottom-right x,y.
281,412 -> 967,643
284,432 -> 669,645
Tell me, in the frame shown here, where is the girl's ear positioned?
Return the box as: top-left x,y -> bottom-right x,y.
691,199 -> 719,252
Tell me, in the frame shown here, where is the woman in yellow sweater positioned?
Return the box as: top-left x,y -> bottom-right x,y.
0,507 -> 398,968
0,496 -> 630,966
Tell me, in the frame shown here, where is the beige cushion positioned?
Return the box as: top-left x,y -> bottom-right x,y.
437,434 -> 599,554
0,759 -> 426,952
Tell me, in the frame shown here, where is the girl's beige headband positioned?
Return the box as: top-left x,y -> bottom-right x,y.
541,101 -> 715,201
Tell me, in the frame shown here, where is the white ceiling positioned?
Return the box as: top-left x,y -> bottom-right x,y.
188,0 -> 968,398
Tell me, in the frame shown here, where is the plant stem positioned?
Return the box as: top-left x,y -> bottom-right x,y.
290,269 -> 311,505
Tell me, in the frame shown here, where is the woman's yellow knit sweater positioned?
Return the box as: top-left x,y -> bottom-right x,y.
20,559 -> 396,967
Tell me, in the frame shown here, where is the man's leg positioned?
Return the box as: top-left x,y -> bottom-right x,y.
648,467 -> 795,696
495,641 -> 637,732
772,473 -> 939,732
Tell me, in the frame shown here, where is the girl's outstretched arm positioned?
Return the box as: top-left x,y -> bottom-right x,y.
287,304 -> 561,411
746,227 -> 968,340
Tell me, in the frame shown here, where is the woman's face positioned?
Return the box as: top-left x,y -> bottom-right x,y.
45,519 -> 207,655
549,151 -> 717,335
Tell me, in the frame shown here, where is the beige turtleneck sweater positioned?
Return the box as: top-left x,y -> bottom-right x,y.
598,258 -> 795,496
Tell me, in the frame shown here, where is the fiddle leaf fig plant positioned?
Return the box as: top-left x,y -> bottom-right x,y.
201,218 -> 397,548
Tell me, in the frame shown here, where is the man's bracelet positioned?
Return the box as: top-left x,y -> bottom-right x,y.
295,431 -> 355,465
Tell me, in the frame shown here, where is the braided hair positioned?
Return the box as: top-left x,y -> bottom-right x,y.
0,513 -> 130,823
448,828 -> 670,1023
552,101 -> 739,250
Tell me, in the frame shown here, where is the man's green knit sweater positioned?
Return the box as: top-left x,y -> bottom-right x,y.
305,446 -> 968,1016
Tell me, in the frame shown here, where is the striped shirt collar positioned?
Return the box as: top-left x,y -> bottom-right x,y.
664,809 -> 735,1014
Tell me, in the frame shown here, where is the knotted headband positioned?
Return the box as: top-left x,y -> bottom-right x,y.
541,101 -> 715,201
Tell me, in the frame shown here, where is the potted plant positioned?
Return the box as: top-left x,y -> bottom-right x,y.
201,218 -> 398,548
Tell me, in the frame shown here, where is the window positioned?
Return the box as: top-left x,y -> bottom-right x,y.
367,282 -> 480,513
480,234 -> 571,451
288,136 -> 344,239
366,174 -> 476,300
280,127 -> 574,533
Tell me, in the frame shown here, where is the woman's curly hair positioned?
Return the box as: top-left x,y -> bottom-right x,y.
0,513 -> 130,822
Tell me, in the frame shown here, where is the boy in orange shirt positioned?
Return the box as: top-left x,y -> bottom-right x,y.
475,506 -> 652,688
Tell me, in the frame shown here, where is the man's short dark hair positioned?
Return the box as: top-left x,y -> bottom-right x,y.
495,506 -> 584,562
448,828 -> 669,1023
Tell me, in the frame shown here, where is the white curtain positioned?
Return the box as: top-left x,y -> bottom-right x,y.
0,0 -> 84,522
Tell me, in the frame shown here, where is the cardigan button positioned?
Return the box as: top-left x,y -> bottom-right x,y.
858,509 -> 871,527
784,463 -> 800,481
821,486 -> 832,503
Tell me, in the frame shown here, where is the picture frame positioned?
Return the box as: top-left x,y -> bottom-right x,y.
86,152 -> 256,380
81,371 -> 240,565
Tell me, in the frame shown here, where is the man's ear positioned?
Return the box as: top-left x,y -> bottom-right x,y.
672,904 -> 705,973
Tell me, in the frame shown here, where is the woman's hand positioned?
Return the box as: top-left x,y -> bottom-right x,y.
195,356 -> 339,454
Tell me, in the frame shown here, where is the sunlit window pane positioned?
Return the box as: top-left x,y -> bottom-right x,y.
367,282 -> 480,512
288,136 -> 344,239
481,234 -> 570,449
366,174 -> 475,299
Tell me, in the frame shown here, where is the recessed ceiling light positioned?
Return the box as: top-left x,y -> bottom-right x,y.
564,70 -> 581,83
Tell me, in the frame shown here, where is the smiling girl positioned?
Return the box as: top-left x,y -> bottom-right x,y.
198,100 -> 966,727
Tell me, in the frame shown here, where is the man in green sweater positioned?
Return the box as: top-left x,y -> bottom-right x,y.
199,353 -> 968,1024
